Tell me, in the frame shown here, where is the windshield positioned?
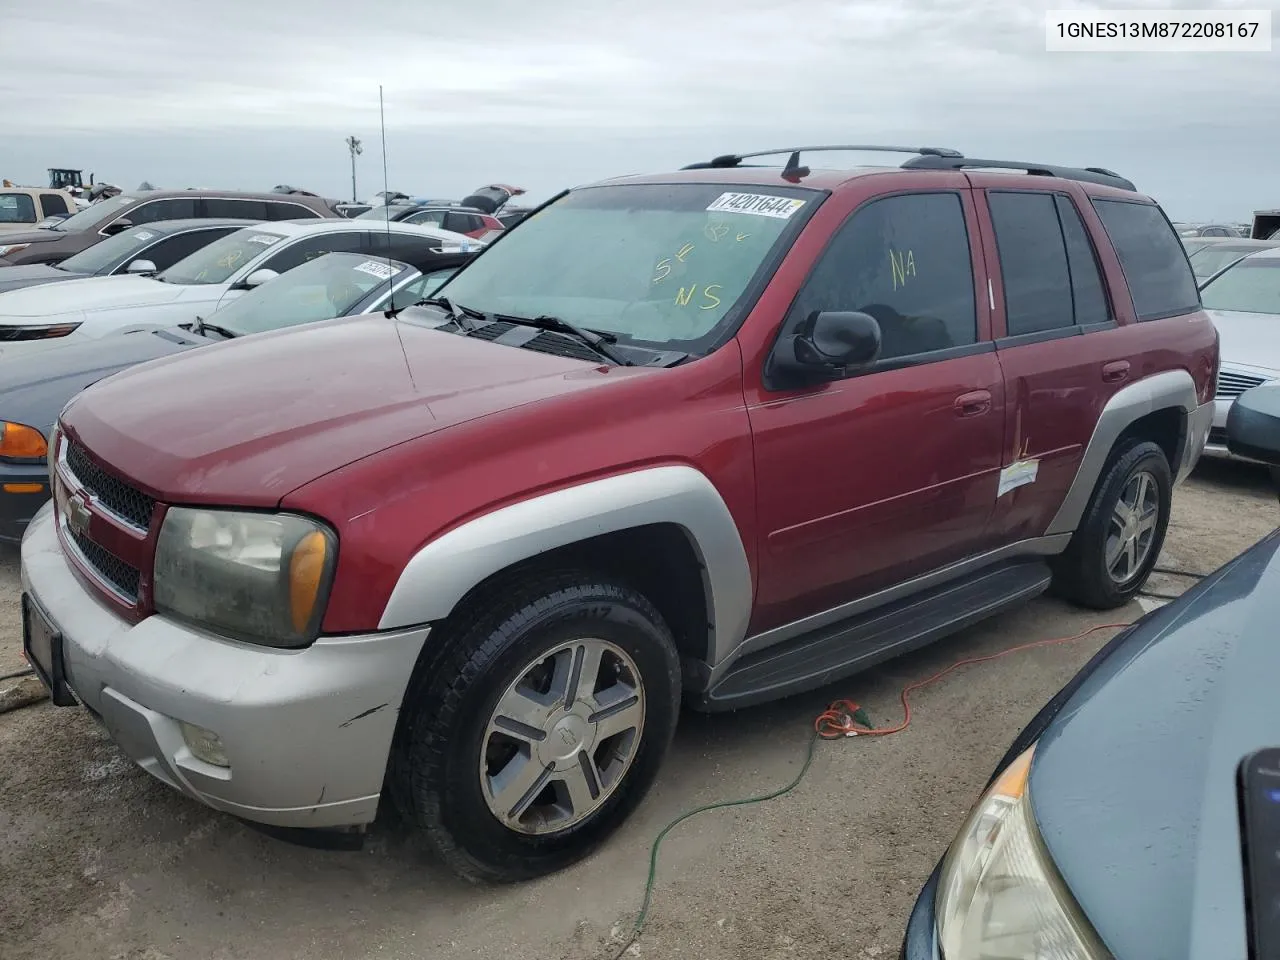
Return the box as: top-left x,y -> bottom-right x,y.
0,193 -> 37,225
159,228 -> 285,285
57,227 -> 163,275
1200,258 -> 1280,315
431,182 -> 816,351
205,252 -> 410,336
51,195 -> 137,232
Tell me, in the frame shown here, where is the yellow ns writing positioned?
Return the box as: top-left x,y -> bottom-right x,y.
674,284 -> 722,310
889,248 -> 916,290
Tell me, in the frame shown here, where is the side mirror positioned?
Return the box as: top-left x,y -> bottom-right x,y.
1227,385 -> 1280,498
769,310 -> 882,384
236,268 -> 279,290
125,259 -> 157,275
102,218 -> 132,236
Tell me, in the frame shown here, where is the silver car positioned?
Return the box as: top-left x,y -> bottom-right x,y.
1201,247 -> 1280,458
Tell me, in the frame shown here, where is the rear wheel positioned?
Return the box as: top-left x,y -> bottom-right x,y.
391,572 -> 681,882
1052,440 -> 1172,609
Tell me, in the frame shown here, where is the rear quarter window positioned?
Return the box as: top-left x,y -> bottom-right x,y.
1092,199 -> 1200,320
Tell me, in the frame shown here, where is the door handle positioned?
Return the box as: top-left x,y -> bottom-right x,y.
1102,360 -> 1131,383
954,390 -> 992,418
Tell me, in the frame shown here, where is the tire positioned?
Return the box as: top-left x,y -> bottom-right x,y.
390,570 -> 682,883
1051,439 -> 1172,610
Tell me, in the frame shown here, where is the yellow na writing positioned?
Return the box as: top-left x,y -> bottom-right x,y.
889,248 -> 916,290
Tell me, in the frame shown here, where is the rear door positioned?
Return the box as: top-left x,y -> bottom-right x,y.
745,186 -> 1006,631
975,183 -> 1130,543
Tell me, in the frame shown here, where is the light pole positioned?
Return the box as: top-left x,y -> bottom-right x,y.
345,135 -> 363,202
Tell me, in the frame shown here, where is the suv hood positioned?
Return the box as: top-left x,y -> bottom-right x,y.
0,273 -> 185,320
1030,529 -> 1280,960
1206,308 -> 1280,373
60,312 -> 617,506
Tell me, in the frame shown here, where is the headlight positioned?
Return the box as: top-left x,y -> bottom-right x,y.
935,745 -> 1109,959
154,508 -> 338,648
0,321 -> 82,341
0,421 -> 49,461
0,243 -> 30,257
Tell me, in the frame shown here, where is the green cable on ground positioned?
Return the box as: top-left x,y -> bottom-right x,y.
608,729 -> 822,960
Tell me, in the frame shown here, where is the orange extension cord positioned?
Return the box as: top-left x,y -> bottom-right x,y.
812,621 -> 1133,739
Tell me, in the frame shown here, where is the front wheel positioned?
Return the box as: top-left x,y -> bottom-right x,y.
391,572 -> 682,882
1051,440 -> 1172,609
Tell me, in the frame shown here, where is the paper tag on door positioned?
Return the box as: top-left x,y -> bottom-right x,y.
997,459 -> 1039,498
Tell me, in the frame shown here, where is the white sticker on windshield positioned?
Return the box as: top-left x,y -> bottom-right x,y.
132,230 -> 156,241
245,233 -> 280,245
706,193 -> 806,219
353,260 -> 396,280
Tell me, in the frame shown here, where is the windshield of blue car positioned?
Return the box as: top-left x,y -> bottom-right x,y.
1199,257 -> 1280,315
427,182 -> 816,353
0,194 -> 37,225
204,252 -> 412,336
57,227 -> 165,275
159,229 -> 286,285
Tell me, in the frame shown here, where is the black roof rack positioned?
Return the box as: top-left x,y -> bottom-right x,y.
680,144 -> 1136,192
901,154 -> 1136,191
682,144 -> 962,177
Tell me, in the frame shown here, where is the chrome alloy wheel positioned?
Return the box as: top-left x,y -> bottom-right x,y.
1106,469 -> 1160,584
480,638 -> 645,835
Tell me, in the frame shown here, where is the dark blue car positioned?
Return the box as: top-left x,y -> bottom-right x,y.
902,384 -> 1280,960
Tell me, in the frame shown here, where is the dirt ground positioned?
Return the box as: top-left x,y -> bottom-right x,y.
0,457 -> 1275,960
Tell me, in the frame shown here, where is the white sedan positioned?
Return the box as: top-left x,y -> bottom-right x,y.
0,219 -> 481,358
1198,247 -> 1280,459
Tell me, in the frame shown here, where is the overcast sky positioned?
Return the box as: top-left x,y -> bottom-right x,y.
2,0 -> 1276,220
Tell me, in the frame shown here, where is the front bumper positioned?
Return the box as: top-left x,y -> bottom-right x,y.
0,459 -> 49,543
20,503 -> 431,829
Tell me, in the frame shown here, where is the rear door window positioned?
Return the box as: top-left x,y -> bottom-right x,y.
126,198 -> 199,225
40,193 -> 70,216
987,192 -> 1074,336
261,231 -> 366,274
986,191 -> 1111,337
265,201 -> 321,221
785,191 -> 977,363
1092,199 -> 1201,320
204,198 -> 270,220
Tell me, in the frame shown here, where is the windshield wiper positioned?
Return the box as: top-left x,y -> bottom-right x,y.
192,316 -> 238,339
495,313 -> 634,366
412,295 -> 487,330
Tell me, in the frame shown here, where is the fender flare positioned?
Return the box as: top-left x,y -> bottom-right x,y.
1045,368 -> 1204,537
376,465 -> 754,665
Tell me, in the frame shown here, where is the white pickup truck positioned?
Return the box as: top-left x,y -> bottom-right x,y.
0,188 -> 79,233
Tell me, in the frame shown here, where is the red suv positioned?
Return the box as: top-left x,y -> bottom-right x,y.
20,146 -> 1218,883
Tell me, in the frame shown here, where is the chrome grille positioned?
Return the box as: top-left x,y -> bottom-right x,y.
65,440 -> 155,530
1215,369 -> 1269,400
